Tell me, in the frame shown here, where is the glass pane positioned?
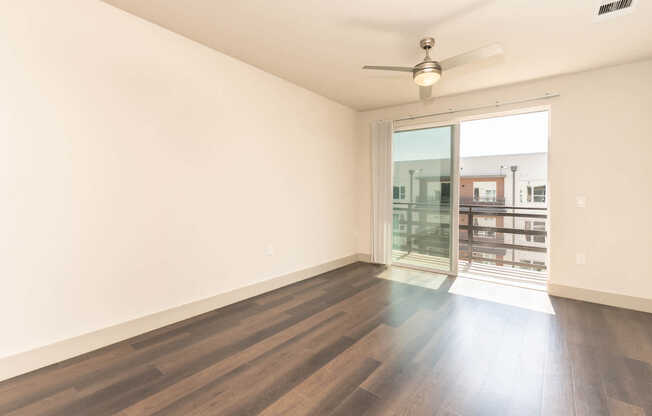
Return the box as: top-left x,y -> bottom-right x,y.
392,126 -> 453,273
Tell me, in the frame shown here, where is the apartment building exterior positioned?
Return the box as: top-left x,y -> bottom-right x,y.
393,152 -> 547,270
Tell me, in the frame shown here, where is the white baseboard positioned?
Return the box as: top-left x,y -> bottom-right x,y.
548,283 -> 652,314
356,253 -> 372,263
0,254 -> 365,382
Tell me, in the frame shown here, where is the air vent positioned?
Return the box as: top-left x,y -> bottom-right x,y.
594,0 -> 637,20
598,0 -> 632,14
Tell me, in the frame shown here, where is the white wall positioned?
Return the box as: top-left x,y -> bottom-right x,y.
356,59 -> 652,301
0,0 -> 357,359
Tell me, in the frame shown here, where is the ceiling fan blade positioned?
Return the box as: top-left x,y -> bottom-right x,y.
439,43 -> 503,71
362,65 -> 414,72
419,85 -> 432,100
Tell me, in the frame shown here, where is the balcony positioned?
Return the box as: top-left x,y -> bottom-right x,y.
459,197 -> 507,206
393,201 -> 548,288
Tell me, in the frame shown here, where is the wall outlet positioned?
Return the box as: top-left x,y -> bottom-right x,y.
576,196 -> 587,208
576,253 -> 586,265
265,244 -> 274,256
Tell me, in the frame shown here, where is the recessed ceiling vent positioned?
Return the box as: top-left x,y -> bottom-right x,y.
594,0 -> 636,20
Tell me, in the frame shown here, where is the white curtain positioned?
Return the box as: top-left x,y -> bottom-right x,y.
371,120 -> 393,265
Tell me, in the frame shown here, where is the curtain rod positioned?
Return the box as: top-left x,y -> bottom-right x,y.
393,92 -> 560,123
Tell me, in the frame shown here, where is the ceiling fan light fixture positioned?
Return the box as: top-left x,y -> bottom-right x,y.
413,60 -> 442,87
413,69 -> 441,86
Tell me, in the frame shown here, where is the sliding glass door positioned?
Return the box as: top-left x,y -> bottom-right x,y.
392,124 -> 459,275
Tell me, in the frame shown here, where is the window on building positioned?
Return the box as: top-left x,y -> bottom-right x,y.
393,185 -> 406,200
473,181 -> 497,202
392,213 -> 406,231
520,259 -> 546,270
533,185 -> 546,203
426,182 -> 440,202
519,259 -> 532,270
521,183 -> 547,204
473,216 -> 496,238
525,220 -> 546,243
441,182 -> 451,203
474,251 -> 497,265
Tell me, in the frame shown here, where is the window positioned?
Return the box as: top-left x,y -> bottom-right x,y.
392,185 -> 406,200
473,181 -> 497,202
393,213 -> 406,231
525,221 -> 546,243
521,183 -> 547,204
473,216 -> 496,238
519,259 -> 545,270
533,185 -> 546,203
441,182 -> 451,203
474,251 -> 497,265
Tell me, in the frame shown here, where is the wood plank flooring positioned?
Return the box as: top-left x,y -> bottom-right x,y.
2,262 -> 652,415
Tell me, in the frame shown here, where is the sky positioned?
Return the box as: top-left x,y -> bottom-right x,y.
393,111 -> 549,161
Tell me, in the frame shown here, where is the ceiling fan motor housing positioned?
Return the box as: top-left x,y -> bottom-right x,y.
419,37 -> 436,50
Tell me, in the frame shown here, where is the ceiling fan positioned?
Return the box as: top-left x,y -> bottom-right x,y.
362,37 -> 503,99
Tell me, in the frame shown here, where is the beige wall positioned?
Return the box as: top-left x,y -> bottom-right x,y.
0,0 -> 357,359
356,59 -> 652,300
3,0 -> 652,368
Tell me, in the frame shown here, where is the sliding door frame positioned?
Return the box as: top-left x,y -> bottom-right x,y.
392,120 -> 460,277
393,104 -> 551,278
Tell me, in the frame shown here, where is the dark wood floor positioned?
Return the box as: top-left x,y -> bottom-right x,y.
2,262 -> 652,416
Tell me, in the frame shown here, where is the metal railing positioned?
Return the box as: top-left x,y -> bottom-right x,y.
392,202 -> 548,271
459,197 -> 506,206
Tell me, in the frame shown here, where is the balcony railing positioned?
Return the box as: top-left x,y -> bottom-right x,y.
459,197 -> 507,206
392,202 -> 548,271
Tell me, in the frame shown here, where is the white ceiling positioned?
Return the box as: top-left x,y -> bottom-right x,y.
103,0 -> 652,110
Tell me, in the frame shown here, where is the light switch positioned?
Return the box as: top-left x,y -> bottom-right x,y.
576,253 -> 586,265
576,196 -> 586,208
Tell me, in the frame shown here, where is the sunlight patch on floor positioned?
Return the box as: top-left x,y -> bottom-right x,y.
457,260 -> 547,291
377,266 -> 449,290
448,277 -> 555,315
